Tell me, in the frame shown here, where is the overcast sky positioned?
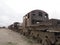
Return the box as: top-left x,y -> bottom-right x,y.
0,0 -> 60,27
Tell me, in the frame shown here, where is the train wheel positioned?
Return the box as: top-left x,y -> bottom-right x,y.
42,39 -> 51,45
23,32 -> 28,36
23,32 -> 26,36
37,37 -> 42,43
20,30 -> 23,34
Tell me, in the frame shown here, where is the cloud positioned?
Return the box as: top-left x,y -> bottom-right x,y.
2,0 -> 60,19
0,0 -> 60,26
0,0 -> 23,26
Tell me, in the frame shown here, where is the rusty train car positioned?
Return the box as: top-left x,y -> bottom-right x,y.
8,10 -> 60,45
8,22 -> 22,32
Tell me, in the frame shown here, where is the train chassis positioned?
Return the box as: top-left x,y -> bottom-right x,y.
21,29 -> 60,45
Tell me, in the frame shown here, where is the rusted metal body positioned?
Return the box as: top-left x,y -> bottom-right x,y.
8,10 -> 60,45
22,10 -> 60,45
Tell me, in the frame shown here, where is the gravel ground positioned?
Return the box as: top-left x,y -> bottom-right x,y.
0,28 -> 40,45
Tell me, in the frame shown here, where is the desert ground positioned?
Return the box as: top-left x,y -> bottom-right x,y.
0,28 -> 40,45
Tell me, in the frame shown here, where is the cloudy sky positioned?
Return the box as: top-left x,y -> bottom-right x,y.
0,0 -> 60,27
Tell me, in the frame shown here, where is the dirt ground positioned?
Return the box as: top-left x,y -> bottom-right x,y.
0,28 -> 40,45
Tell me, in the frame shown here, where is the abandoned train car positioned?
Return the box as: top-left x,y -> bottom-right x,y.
8,10 -> 60,45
